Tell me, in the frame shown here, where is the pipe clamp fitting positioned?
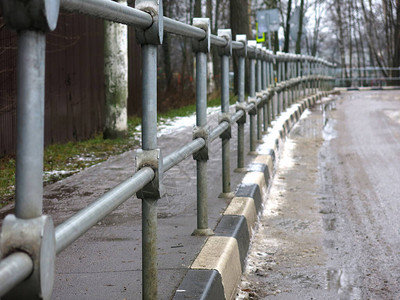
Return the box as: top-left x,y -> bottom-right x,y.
0,0 -> 60,31
136,149 -> 164,199
193,126 -> 209,161
235,102 -> 247,124
218,29 -> 232,56
0,214 -> 56,300
192,18 -> 210,53
135,0 -> 164,45
218,112 -> 232,139
247,97 -> 257,115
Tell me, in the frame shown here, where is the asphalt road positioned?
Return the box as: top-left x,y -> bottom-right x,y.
237,90 -> 400,299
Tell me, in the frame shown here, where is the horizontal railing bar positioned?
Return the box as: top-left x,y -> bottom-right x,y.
210,34 -> 227,47
0,252 -> 33,297
60,0 -> 152,29
336,67 -> 400,71
163,138 -> 206,172
336,77 -> 400,80
210,121 -> 230,142
164,17 -> 205,39
231,109 -> 244,123
246,103 -> 256,111
55,167 -> 155,254
232,41 -> 244,50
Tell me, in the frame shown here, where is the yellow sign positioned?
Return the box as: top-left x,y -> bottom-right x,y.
256,22 -> 265,43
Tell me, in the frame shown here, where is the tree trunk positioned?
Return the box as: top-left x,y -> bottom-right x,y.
334,0 -> 348,83
194,0 -> 202,18
283,0 -> 292,53
230,0 -> 250,95
356,5 -> 367,85
103,0 -> 128,139
295,0 -> 304,54
392,0 -> 400,84
360,0 -> 388,76
348,0 -> 353,86
212,0 -> 221,91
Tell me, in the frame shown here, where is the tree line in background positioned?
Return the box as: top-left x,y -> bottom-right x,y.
329,0 -> 400,83
158,0 -> 400,96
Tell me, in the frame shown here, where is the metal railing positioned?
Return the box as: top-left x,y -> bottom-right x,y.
335,67 -> 400,88
0,0 -> 335,299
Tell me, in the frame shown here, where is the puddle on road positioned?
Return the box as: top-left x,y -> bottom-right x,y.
383,109 -> 400,124
326,268 -> 363,299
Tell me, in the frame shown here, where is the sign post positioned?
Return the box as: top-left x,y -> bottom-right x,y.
256,8 -> 280,50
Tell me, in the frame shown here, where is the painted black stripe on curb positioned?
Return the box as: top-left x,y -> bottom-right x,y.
214,215 -> 250,270
247,163 -> 270,184
256,148 -> 275,162
173,269 -> 224,300
284,119 -> 290,133
235,183 -> 262,213
294,109 -> 300,121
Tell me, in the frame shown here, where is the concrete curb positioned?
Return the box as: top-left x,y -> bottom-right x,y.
173,91 -> 330,300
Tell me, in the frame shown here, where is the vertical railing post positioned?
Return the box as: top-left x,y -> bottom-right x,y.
0,0 -> 60,299
191,18 -> 213,236
135,1 -> 163,299
312,59 -> 316,94
234,34 -> 247,172
256,44 -> 263,142
294,56 -> 297,101
307,58 -> 311,96
288,56 -> 291,105
266,54 -> 272,127
15,35 -> 46,219
247,40 -> 257,154
218,29 -> 234,198
292,56 -> 296,104
261,47 -> 268,133
282,54 -> 287,111
270,54 -> 276,122
276,55 -> 282,115
300,57 -> 305,97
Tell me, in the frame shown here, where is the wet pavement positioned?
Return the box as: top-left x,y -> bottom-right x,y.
237,90 -> 400,299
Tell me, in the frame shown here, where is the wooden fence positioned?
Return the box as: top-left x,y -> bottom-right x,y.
0,13 -> 142,156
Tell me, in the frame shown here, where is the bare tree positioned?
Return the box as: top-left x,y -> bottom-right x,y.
282,0 -> 292,53
295,0 -> 304,54
104,0 -> 128,138
231,0 -> 250,94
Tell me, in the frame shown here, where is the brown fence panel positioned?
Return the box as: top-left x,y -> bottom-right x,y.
0,13 -> 142,157
0,20 -> 17,157
44,13 -> 105,147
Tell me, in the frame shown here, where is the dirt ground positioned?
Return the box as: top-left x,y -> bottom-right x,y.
237,90 -> 400,299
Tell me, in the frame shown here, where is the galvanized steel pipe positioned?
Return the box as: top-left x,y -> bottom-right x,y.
60,0 -> 152,28
210,121 -> 229,142
249,57 -> 256,153
141,45 -> 158,150
163,138 -> 206,172
15,31 -> 46,219
195,50 -> 210,233
55,167 -> 155,254
164,17 -> 205,39
0,252 -> 33,297
256,58 -> 262,141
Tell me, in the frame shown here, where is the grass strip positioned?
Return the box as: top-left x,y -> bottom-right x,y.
0,94 -> 237,208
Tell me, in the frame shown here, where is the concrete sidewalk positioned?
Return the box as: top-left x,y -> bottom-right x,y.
48,105 -> 253,300
0,93 -> 328,299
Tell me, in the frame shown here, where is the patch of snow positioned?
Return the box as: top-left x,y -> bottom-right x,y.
44,170 -> 80,177
134,106 -> 222,138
